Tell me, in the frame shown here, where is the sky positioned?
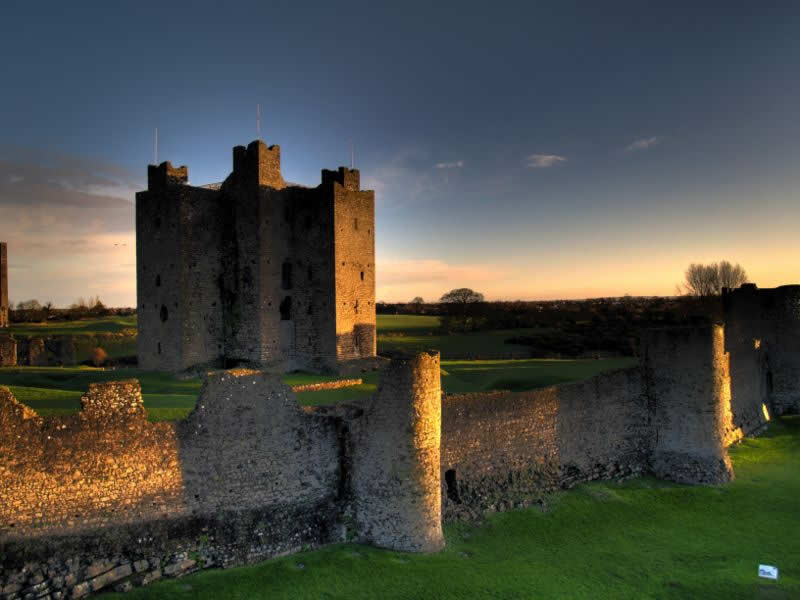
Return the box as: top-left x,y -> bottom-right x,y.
1,0 -> 798,306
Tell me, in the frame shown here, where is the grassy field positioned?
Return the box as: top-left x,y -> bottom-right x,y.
101,416 -> 800,599
0,355 -> 635,419
0,314 -> 635,417
8,315 -> 136,336
376,314 -> 542,358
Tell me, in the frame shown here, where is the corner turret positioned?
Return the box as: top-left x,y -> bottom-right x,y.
322,166 -> 360,191
147,161 -> 188,190
232,140 -> 285,189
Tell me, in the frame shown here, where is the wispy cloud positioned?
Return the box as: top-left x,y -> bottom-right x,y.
625,136 -> 659,152
0,150 -> 140,307
434,160 -> 464,169
527,154 -> 567,168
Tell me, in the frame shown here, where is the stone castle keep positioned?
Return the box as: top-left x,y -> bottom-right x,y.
2,284 -> 799,597
136,140 -> 376,372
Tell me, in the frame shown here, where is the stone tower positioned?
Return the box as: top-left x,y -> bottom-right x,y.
136,140 -> 376,372
351,351 -> 444,552
0,242 -> 8,328
644,325 -> 734,485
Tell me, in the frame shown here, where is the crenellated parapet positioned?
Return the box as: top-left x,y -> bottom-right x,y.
146,161 -> 188,190
322,166 -> 360,191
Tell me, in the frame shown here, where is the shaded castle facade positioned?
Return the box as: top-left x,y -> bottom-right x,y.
136,140 -> 376,372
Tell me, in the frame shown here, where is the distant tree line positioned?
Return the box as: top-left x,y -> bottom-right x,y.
8,296 -> 135,323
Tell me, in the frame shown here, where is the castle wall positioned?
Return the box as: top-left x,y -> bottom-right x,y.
643,326 -> 734,484
441,367 -> 649,517
723,284 -> 800,416
767,286 -> 800,414
332,172 -> 376,360
287,187 -> 338,369
136,166 -> 189,371
0,334 -> 16,366
0,373 -> 347,597
351,352 -> 444,552
0,242 -> 8,328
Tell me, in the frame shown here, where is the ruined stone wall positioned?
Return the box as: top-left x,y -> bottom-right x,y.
441,367 -> 650,517
0,334 -> 16,366
0,241 -> 8,328
351,352 -> 443,552
1,356 -> 445,598
643,326 -> 734,485
723,283 -> 800,416
332,170 -> 376,360
766,286 -> 800,414
0,372 -> 347,598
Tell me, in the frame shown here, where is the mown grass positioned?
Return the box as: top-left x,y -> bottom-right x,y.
0,314 -> 635,416
0,355 -> 635,419
8,315 -> 137,336
102,417 -> 800,599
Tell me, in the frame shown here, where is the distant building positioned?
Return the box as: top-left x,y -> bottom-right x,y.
136,140 -> 376,372
0,242 -> 8,328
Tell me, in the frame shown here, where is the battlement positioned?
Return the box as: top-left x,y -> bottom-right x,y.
322,166 -> 360,191
232,139 -> 285,189
147,161 -> 188,190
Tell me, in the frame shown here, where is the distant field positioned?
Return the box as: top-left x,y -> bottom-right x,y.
1,314 -> 635,417
376,314 -> 544,359
8,315 -> 136,336
0,354 -> 636,420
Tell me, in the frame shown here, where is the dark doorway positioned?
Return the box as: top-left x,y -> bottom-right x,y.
445,469 -> 460,503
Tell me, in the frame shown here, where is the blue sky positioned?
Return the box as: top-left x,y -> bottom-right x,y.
1,1 -> 798,305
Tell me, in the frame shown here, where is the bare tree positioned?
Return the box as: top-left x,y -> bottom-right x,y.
717,261 -> 748,291
440,288 -> 484,306
682,261 -> 748,296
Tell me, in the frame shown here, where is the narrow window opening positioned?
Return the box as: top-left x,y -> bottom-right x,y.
160,305 -> 168,322
280,296 -> 292,320
445,469 -> 460,503
282,262 -> 293,290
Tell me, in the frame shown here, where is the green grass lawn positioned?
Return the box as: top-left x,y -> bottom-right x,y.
377,314 -> 546,358
8,315 -> 137,336
101,416 -> 800,599
0,356 -> 635,419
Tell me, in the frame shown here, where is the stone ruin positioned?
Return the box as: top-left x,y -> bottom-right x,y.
136,140 -> 376,374
1,286 -> 798,597
0,242 -> 16,367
